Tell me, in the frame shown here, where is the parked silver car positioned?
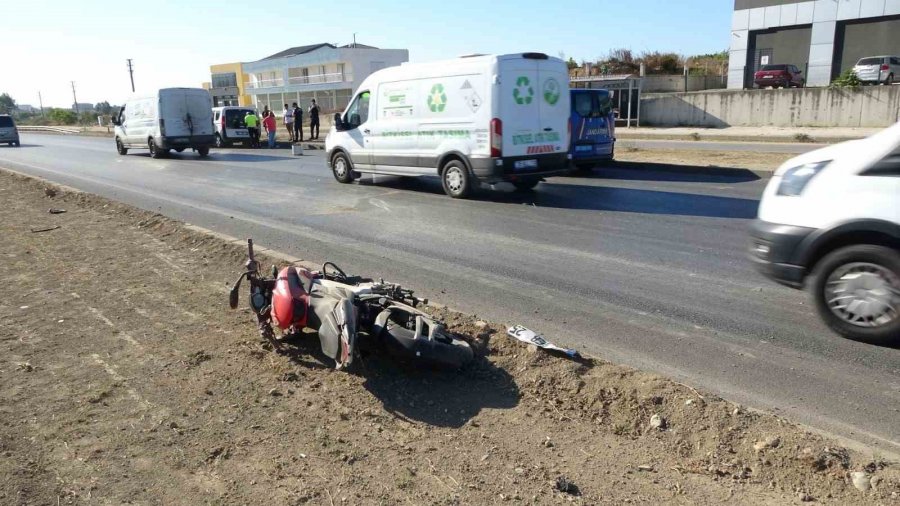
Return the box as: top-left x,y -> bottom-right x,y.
0,114 -> 20,147
852,56 -> 899,85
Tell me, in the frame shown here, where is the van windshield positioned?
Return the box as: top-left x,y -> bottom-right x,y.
0,116 -> 14,128
224,109 -> 254,128
572,92 -> 611,119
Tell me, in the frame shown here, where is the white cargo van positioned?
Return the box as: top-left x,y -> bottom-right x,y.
325,53 -> 572,198
112,88 -> 215,158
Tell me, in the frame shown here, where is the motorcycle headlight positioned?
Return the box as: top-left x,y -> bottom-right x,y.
776,161 -> 830,196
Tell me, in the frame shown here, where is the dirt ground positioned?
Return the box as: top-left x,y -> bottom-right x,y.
1,169 -> 898,505
616,147 -> 795,172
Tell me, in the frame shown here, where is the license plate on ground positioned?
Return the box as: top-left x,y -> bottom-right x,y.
514,159 -> 538,170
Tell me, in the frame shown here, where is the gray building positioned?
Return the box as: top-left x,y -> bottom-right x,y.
729,0 -> 900,88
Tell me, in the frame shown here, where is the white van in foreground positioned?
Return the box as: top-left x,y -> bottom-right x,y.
750,122 -> 900,345
325,53 -> 572,198
113,88 -> 215,158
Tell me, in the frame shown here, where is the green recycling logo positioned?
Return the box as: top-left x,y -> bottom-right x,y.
543,78 -> 561,105
427,83 -> 447,113
513,76 -> 534,105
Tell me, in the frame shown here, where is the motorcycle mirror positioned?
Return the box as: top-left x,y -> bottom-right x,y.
229,273 -> 246,309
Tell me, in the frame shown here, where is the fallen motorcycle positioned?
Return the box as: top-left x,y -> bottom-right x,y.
228,239 -> 473,370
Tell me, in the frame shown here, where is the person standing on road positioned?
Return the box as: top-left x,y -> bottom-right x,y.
262,111 -> 277,149
282,103 -> 295,142
292,102 -> 303,142
308,99 -> 320,140
244,110 -> 260,148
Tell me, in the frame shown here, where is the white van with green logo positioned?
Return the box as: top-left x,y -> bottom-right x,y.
325,53 -> 572,198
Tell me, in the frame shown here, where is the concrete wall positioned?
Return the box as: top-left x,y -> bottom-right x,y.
640,86 -> 900,127
642,75 -> 727,93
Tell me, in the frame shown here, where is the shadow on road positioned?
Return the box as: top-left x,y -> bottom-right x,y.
362,176 -> 761,219
0,144 -> 40,148
583,161 -> 763,184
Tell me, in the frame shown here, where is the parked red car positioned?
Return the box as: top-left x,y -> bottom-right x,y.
754,64 -> 805,89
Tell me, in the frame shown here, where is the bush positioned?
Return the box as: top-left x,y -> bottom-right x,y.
830,69 -> 861,88
48,109 -> 78,125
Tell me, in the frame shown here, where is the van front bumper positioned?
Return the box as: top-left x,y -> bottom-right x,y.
470,153 -> 572,183
159,135 -> 216,149
748,219 -> 816,288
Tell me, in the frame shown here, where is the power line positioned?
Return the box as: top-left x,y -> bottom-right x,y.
127,59 -> 135,92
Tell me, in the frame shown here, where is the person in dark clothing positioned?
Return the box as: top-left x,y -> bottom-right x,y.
291,102 -> 303,142
308,99 -> 320,140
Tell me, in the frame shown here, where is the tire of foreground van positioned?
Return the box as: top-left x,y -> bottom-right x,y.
116,138 -> 127,155
441,160 -> 471,198
512,178 -> 540,191
809,245 -> 900,346
148,138 -> 164,159
197,146 -> 210,157
331,152 -> 354,183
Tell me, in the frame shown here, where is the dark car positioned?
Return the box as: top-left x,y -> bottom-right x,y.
0,114 -> 20,147
754,64 -> 804,89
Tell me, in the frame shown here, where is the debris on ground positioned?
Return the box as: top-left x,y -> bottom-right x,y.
48,208 -> 66,214
507,325 -> 580,358
29,225 -> 60,233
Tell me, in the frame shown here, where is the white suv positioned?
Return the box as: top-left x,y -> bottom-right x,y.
750,122 -> 900,345
852,56 -> 899,86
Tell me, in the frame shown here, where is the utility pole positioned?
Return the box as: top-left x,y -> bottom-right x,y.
70,81 -> 78,112
352,33 -> 357,47
127,59 -> 135,92
38,91 -> 44,117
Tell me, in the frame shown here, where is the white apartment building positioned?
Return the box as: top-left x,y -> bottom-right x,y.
242,43 -> 409,113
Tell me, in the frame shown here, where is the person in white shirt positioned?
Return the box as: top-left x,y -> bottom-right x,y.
282,104 -> 295,142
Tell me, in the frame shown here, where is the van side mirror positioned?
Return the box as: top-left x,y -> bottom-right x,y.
110,116 -> 121,126
333,112 -> 345,131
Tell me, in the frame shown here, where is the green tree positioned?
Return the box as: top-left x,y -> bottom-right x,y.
48,108 -> 77,125
566,57 -> 578,71
0,93 -> 16,114
94,101 -> 113,115
830,69 -> 861,88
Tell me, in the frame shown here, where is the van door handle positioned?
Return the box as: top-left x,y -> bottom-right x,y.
543,127 -> 552,131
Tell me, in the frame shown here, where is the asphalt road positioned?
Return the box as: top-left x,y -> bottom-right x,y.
2,134 -> 898,456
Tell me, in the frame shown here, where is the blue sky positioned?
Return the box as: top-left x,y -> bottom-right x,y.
1,0 -> 732,108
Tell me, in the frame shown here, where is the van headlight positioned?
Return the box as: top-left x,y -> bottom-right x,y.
776,161 -> 830,196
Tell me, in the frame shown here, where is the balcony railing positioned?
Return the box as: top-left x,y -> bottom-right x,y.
245,78 -> 285,90
287,72 -> 350,85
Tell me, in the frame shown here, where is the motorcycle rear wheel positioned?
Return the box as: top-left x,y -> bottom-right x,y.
381,321 -> 474,369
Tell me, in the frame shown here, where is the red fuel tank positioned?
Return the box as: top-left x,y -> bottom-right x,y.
271,267 -> 312,330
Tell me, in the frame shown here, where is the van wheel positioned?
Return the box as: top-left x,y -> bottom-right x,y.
116,138 -> 128,155
810,245 -> 900,346
331,153 -> 354,183
512,178 -> 540,191
148,138 -> 164,159
441,160 -> 471,198
197,146 -> 210,157
215,134 -> 224,148
886,74 -> 894,86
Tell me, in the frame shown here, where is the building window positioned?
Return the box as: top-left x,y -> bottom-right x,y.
211,72 -> 237,88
